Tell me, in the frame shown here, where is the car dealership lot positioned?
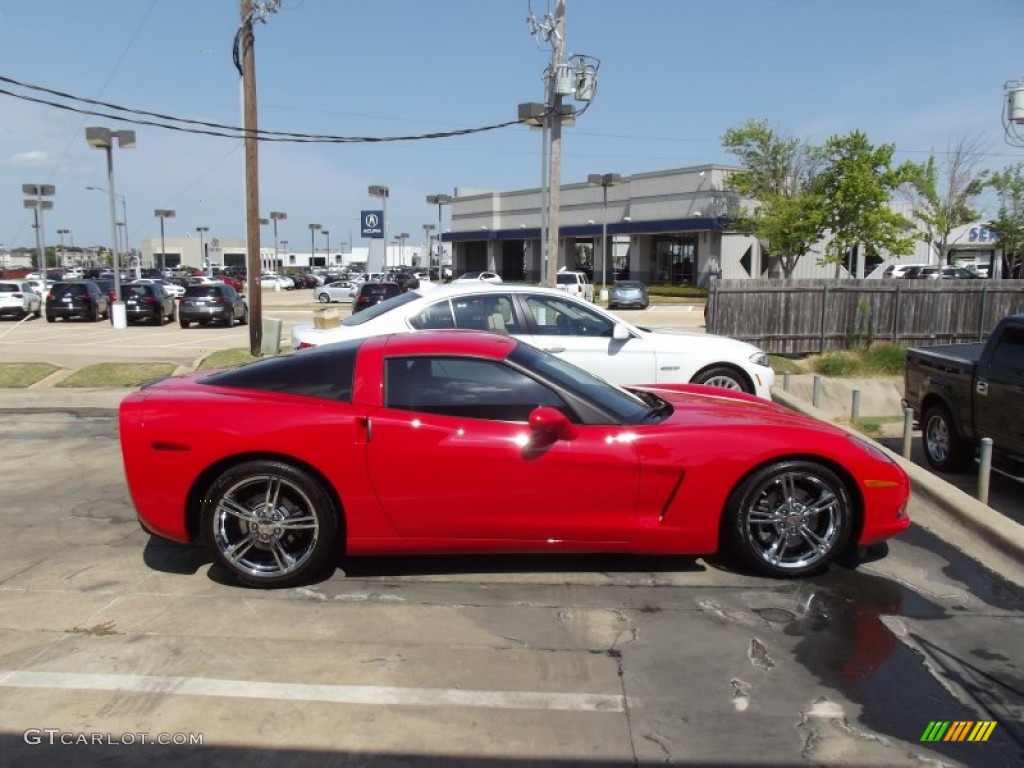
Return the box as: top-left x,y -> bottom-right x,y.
0,412 -> 1021,766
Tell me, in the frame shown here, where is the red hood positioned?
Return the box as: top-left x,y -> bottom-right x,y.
635,383 -> 845,436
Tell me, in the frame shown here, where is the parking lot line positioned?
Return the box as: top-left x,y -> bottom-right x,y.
0,669 -> 626,713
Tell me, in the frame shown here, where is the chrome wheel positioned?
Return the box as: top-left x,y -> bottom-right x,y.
203,461 -> 338,587
727,461 -> 852,577
921,404 -> 968,472
925,413 -> 950,464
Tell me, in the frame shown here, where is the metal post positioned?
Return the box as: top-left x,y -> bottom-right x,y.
812,375 -> 822,409
901,407 -> 914,459
978,437 -> 993,505
783,371 -> 790,392
851,390 -> 861,423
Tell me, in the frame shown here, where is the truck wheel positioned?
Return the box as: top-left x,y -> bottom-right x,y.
922,404 -> 970,473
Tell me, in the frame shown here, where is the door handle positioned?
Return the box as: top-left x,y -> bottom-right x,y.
358,416 -> 373,443
544,347 -> 566,353
976,380 -> 989,396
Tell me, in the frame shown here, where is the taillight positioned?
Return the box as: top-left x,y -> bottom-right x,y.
145,297 -> 157,305
46,293 -> 54,301
213,296 -> 225,304
295,341 -> 314,351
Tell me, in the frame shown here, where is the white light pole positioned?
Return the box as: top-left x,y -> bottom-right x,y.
422,224 -> 435,270
154,210 -> 176,275
587,173 -> 621,300
22,184 -> 55,279
426,193 -> 452,276
196,226 -> 209,275
397,232 -> 409,267
269,211 -> 286,273
85,127 -> 134,327
369,185 -> 389,270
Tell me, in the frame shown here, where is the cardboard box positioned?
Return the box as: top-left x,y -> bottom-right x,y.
313,308 -> 340,329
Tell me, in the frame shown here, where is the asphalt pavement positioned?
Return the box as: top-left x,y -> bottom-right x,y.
2,291 -> 1022,589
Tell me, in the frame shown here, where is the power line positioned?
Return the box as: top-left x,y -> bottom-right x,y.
0,74 -> 525,144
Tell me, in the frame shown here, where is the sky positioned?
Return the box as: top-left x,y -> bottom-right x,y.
2,0 -> 1024,255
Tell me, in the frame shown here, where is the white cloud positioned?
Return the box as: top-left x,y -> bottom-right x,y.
6,149 -> 56,167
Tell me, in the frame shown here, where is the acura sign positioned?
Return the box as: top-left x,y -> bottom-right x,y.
361,210 -> 384,239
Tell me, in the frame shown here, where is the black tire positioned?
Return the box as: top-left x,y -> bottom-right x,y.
239,306 -> 249,325
169,304 -> 177,322
922,403 -> 970,473
725,460 -> 854,578
225,309 -> 235,328
90,305 -> 100,322
201,460 -> 340,588
692,365 -> 751,394
318,293 -> 330,304
33,306 -> 42,319
46,314 -> 55,323
179,318 -> 190,328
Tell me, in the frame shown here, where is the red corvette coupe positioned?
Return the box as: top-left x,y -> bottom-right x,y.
119,331 -> 910,588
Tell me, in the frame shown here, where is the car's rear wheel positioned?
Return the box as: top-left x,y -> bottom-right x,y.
90,305 -> 100,322
201,461 -> 339,588
725,460 -> 854,578
922,404 -> 970,473
46,314 -> 55,323
318,293 -> 330,303
692,365 -> 750,393
179,318 -> 190,328
240,306 -> 249,325
225,309 -> 235,328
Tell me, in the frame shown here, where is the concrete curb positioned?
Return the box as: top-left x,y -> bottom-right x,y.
773,388 -> 1024,589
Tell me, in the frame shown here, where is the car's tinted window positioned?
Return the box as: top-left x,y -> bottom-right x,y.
524,294 -> 614,337
988,326 -> 1024,377
410,295 -> 520,334
342,290 -> 420,326
615,281 -> 642,290
385,356 -> 568,421
0,283 -> 18,293
49,283 -> 90,297
201,341 -> 361,402
186,286 -> 226,298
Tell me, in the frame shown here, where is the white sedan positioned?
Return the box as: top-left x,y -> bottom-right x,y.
454,271 -> 503,284
292,283 -> 774,399
314,281 -> 356,304
260,273 -> 294,290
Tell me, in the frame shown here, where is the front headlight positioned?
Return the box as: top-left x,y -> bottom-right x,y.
749,351 -> 770,368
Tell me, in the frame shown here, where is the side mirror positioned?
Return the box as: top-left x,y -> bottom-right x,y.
528,406 -> 577,444
612,323 -> 631,341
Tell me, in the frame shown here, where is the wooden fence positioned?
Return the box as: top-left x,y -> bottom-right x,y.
706,279 -> 1024,355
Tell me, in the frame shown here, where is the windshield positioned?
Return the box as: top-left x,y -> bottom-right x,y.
507,343 -> 652,424
341,290 -> 420,326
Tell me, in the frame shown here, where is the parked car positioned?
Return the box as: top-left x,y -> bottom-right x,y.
260,272 -> 294,290
45,281 -> 110,322
882,263 -> 928,279
454,271 -> 503,284
314,281 -> 356,304
0,280 -> 42,320
608,280 -> 650,310
130,278 -> 185,298
555,270 -> 594,302
914,266 -> 982,280
904,313 -> 1024,474
292,283 -> 775,399
390,271 -> 421,292
179,283 -> 248,328
118,330 -> 910,588
352,282 -> 402,313
121,282 -> 177,325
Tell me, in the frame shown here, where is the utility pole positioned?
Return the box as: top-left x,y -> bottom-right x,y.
241,0 -> 262,355
546,0 -> 565,289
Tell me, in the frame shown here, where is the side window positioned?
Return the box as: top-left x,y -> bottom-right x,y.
988,327 -> 1024,378
409,300 -> 455,330
447,294 -> 520,334
385,356 -> 570,421
524,295 -> 614,337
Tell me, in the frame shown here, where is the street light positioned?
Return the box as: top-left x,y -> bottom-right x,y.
196,226 -> 209,275
426,193 -> 452,275
368,185 -> 389,269
269,211 -> 286,273
22,184 -> 55,278
85,126 -> 135,328
587,172 -> 621,298
154,209 -> 176,275
86,186 -> 128,260
396,232 -> 409,267
56,228 -> 70,268
422,223 -> 435,270
309,223 -> 321,268
321,229 -> 330,265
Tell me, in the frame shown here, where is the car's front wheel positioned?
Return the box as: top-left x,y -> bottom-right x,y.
692,365 -> 750,393
922,404 -> 970,473
201,461 -> 340,588
724,460 -> 854,578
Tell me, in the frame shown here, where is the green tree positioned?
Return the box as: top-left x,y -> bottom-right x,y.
810,131 -> 918,277
904,134 -> 987,265
721,119 -> 824,277
986,163 -> 1024,278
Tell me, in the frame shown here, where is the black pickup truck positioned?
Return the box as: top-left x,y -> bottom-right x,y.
904,313 -> 1024,475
